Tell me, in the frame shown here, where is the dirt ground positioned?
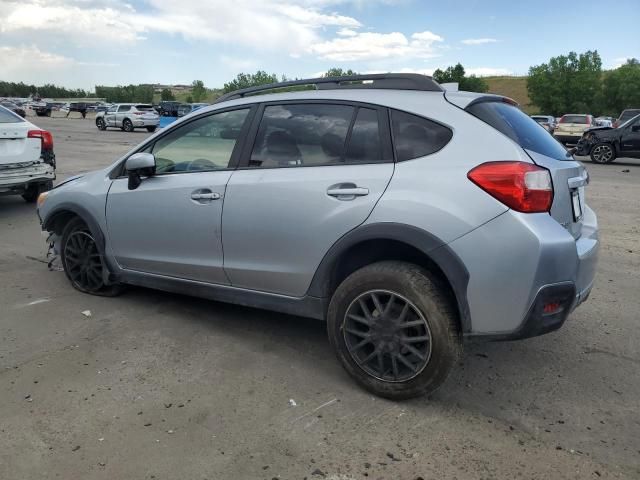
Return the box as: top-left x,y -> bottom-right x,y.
1,115 -> 639,479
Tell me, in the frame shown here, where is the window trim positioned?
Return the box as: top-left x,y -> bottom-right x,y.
236,99 -> 393,170
109,104 -> 257,179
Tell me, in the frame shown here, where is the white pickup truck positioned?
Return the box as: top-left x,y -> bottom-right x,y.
0,105 -> 55,202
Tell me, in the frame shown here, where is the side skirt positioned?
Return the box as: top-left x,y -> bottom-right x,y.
119,269 -> 327,320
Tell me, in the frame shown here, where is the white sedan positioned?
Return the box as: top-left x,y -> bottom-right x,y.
0,105 -> 55,202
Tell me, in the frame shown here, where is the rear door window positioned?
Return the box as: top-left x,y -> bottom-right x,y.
345,108 -> 384,163
467,101 -> 572,161
391,110 -> 452,161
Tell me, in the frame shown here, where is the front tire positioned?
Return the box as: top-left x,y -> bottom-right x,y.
122,119 -> 134,132
60,218 -> 123,296
146,126 -> 157,133
96,118 -> 106,130
590,143 -> 616,163
327,261 -> 461,400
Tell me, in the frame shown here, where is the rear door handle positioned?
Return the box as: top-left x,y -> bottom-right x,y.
327,184 -> 369,200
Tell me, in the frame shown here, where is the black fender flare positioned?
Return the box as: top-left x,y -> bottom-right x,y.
307,222 -> 471,332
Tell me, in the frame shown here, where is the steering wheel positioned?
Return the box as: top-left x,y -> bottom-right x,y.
186,158 -> 217,171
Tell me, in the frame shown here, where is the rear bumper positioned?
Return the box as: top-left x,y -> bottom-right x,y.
0,163 -> 55,193
451,207 -> 599,339
132,118 -> 159,127
554,134 -> 583,144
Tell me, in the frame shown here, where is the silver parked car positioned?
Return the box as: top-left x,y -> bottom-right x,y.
36,74 -> 599,399
95,103 -> 159,132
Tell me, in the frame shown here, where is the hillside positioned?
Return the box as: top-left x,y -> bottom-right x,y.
484,76 -> 536,113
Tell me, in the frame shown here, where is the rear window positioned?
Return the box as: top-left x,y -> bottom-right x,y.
391,110 -> 452,161
0,105 -> 23,123
135,105 -> 154,111
560,115 -> 589,124
467,101 -> 572,161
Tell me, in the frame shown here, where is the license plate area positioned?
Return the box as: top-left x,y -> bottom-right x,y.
571,189 -> 583,221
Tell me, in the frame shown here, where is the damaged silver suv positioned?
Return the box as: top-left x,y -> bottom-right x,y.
36,74 -> 599,399
0,105 -> 55,202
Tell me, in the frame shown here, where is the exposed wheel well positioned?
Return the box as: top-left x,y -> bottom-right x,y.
45,210 -> 81,235
326,239 -> 461,328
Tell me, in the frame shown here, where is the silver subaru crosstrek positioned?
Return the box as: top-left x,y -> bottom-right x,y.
36,74 -> 598,399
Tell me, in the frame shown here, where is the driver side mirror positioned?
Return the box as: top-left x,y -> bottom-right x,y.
125,152 -> 156,190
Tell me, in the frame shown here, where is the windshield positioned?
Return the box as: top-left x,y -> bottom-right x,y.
467,100 -> 572,160
0,105 -> 24,123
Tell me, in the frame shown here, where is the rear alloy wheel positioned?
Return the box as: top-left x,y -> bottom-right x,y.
96,118 -> 106,130
328,261 -> 461,399
590,143 -> 616,164
60,218 -> 123,296
122,119 -> 134,132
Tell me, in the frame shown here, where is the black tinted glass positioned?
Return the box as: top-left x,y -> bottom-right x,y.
250,104 -> 354,167
345,108 -> 383,163
391,110 -> 452,161
467,101 -> 572,160
561,115 -> 589,124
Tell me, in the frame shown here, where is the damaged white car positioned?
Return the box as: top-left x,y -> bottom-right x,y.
0,105 -> 55,202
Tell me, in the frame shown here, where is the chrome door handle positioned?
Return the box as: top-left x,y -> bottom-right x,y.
191,192 -> 221,201
327,187 -> 369,197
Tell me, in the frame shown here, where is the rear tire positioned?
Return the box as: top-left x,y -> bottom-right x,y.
122,119 -> 134,132
60,217 -> 124,297
590,143 -> 616,163
146,126 -> 157,133
327,261 -> 461,400
96,118 -> 106,130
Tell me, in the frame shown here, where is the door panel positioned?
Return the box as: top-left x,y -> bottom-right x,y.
106,172 -> 232,283
222,163 -> 393,296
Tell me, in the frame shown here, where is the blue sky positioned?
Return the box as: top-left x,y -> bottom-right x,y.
1,0 -> 638,89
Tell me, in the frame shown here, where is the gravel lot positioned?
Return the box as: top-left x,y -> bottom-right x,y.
1,115 -> 639,479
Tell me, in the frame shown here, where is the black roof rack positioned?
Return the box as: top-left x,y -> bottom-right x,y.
214,73 -> 443,103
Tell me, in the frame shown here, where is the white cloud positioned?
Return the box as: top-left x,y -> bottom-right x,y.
461,38 -> 498,45
337,28 -> 358,37
365,66 -> 511,77
0,0 -> 363,53
309,30 -> 444,61
609,56 -> 634,69
0,45 -> 118,86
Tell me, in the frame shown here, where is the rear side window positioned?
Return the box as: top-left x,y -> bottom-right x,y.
118,105 -> 131,112
560,115 -> 589,124
467,101 -> 572,161
0,105 -> 23,123
391,110 -> 452,161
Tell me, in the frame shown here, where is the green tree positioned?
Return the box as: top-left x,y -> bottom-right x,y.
222,71 -> 279,93
160,88 -> 175,101
432,63 -> 488,92
603,59 -> 640,114
323,68 -> 358,77
191,80 -> 206,102
185,95 -> 193,103
527,50 -> 603,116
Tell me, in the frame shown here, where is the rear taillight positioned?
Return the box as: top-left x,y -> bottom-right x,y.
468,161 -> 553,213
28,129 -> 53,150
133,111 -> 144,115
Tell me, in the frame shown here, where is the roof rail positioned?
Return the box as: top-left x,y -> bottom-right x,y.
214,73 -> 443,103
